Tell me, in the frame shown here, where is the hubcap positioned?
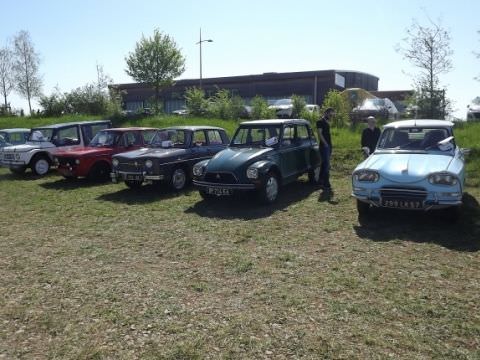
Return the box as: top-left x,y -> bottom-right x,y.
265,176 -> 278,202
35,159 -> 49,175
172,169 -> 186,190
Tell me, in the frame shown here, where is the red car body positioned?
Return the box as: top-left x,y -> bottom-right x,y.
52,127 -> 157,180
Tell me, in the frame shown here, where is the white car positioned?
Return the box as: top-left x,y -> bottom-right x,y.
268,99 -> 319,118
1,120 -> 111,175
352,119 -> 465,218
467,97 -> 480,121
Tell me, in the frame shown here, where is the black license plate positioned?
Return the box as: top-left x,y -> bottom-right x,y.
207,187 -> 232,196
382,199 -> 422,209
126,174 -> 142,181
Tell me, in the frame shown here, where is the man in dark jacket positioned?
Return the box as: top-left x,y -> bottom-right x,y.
316,107 -> 335,194
361,116 -> 381,157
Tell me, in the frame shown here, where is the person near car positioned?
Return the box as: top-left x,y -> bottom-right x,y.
316,107 -> 335,194
361,116 -> 381,157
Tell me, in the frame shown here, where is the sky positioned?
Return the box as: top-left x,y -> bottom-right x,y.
1,0 -> 479,119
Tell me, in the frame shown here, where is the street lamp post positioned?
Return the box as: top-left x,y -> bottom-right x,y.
196,28 -> 213,89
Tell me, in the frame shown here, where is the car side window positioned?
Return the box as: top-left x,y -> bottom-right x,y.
123,132 -> 141,146
9,133 -> 24,144
56,126 -> 80,146
207,130 -> 223,145
142,130 -> 157,144
282,125 -> 294,146
297,125 -> 310,142
193,130 -> 207,146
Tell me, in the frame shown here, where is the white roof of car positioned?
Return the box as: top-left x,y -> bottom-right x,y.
0,128 -> 30,133
384,119 -> 454,128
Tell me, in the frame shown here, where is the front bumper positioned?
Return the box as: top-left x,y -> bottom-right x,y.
352,186 -> 463,210
193,179 -> 256,191
111,171 -> 165,183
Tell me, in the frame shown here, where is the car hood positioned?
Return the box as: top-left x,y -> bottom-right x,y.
468,104 -> 480,112
2,142 -> 56,152
358,152 -> 455,182
52,146 -> 116,157
206,147 -> 273,172
114,147 -> 187,160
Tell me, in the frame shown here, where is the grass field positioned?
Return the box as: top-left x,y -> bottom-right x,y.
1,115 -> 480,358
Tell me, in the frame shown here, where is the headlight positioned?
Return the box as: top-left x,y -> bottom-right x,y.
428,172 -> 458,186
353,170 -> 379,182
75,159 -> 80,165
112,158 -> 119,167
145,160 -> 153,168
193,164 -> 205,177
246,167 -> 259,179
15,153 -> 21,160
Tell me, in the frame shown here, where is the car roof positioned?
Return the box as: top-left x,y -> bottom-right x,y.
383,119 -> 454,128
160,126 -> 226,131
32,120 -> 111,130
0,128 -> 30,133
106,127 -> 157,132
240,119 -> 310,126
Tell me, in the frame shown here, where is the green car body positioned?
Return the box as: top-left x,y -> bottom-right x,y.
192,119 -> 321,203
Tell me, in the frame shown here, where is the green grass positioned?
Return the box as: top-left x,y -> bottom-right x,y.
1,115 -> 480,358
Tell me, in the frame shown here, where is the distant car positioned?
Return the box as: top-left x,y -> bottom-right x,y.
111,126 -> 229,190
467,97 -> 480,121
0,128 -> 30,148
52,127 -> 157,181
351,98 -> 399,122
1,120 -> 111,175
192,119 -> 321,204
268,99 -> 319,118
172,108 -> 189,116
352,119 -> 465,218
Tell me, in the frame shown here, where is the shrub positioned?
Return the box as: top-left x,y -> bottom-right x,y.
320,90 -> 351,128
185,87 -> 208,116
291,94 -> 306,118
207,88 -> 244,120
250,95 -> 276,119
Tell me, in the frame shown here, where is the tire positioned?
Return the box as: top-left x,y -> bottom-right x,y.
356,199 -> 370,216
125,180 -> 143,189
258,172 -> 279,204
88,162 -> 111,182
170,167 -> 187,191
9,166 -> 26,175
308,163 -> 321,185
30,155 -> 50,176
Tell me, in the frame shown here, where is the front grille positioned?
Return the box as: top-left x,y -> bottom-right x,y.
204,172 -> 238,184
380,187 -> 427,201
57,157 -> 77,165
117,161 -> 143,173
3,153 -> 14,160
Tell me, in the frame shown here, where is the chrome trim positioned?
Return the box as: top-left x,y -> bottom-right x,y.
193,180 -> 255,190
144,175 -> 165,180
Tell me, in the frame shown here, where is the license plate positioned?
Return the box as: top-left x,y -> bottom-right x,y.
126,174 -> 142,181
382,199 -> 422,209
207,187 -> 232,196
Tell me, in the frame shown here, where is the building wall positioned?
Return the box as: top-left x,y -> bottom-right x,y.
114,70 -> 379,113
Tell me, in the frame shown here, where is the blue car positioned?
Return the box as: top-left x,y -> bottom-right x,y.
352,120 -> 466,217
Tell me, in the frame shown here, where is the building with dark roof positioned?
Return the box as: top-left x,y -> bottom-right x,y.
113,69 -> 379,113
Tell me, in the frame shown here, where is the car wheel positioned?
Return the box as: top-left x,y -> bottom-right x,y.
125,180 -> 143,189
31,155 -> 50,176
9,166 -> 26,175
356,199 -> 370,216
170,167 -> 187,191
258,172 -> 279,204
308,164 -> 321,185
88,162 -> 111,182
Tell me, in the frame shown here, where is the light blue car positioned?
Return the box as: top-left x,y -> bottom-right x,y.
352,120 -> 465,217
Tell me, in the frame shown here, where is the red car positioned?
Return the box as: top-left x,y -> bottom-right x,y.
52,127 -> 157,181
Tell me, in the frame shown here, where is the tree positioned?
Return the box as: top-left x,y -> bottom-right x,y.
396,19 -> 453,119
320,90 -> 350,128
125,29 -> 185,113
250,95 -> 276,119
13,30 -> 42,114
0,46 -> 14,113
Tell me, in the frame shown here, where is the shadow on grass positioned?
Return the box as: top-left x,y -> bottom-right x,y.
97,183 -> 196,204
0,169 -> 58,182
184,180 -> 319,220
40,177 -> 113,190
354,193 -> 480,252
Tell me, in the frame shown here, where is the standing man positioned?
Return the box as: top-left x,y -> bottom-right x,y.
361,116 -> 381,157
316,107 -> 335,195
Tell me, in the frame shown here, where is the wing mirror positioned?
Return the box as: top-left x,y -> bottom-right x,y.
265,136 -> 278,147
438,136 -> 454,151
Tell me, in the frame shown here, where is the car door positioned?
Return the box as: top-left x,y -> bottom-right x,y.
278,124 -> 298,180
190,130 -> 209,163
294,124 -> 311,173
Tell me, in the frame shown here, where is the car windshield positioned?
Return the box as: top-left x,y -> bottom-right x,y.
149,129 -> 187,148
361,98 -> 384,108
28,128 -> 54,142
377,127 -> 452,151
0,134 -> 5,145
231,125 -> 281,147
273,99 -> 292,106
89,130 -> 121,147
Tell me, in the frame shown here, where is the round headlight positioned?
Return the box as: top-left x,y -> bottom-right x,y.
112,158 -> 119,167
193,164 -> 204,177
145,160 -> 153,168
246,167 -> 259,179
75,159 -> 80,165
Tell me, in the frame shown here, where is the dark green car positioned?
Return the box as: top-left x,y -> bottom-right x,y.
192,119 -> 321,203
